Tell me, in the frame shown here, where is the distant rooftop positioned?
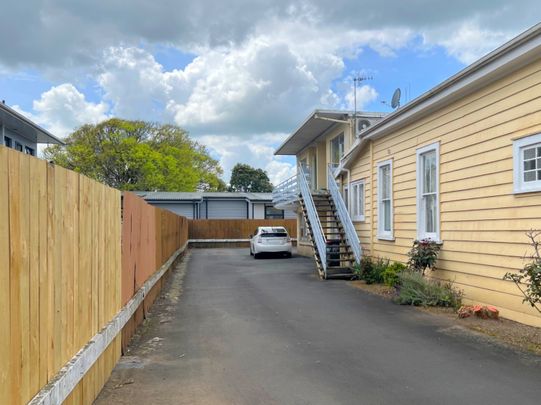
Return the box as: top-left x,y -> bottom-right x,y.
134,191 -> 274,202
0,102 -> 65,145
275,109 -> 385,155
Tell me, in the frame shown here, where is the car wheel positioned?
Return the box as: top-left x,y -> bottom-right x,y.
285,252 -> 292,258
254,252 -> 260,259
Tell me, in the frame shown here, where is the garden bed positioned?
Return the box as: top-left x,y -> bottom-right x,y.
349,280 -> 541,356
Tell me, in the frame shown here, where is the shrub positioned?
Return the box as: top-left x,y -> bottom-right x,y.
366,257 -> 389,284
407,239 -> 441,274
395,271 -> 462,308
503,230 -> 541,314
382,262 -> 407,287
352,256 -> 388,284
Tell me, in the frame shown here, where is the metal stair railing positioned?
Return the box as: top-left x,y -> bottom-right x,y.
272,174 -> 299,209
298,166 -> 327,276
327,166 -> 362,264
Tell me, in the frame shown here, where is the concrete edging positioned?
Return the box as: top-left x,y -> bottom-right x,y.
28,241 -> 189,405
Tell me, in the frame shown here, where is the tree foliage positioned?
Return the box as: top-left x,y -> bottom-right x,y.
228,163 -> 273,192
44,118 -> 226,191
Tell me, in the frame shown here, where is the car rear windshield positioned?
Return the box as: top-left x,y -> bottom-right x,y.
260,232 -> 288,238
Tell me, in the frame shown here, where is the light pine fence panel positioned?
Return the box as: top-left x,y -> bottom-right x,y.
0,146 -> 122,405
0,148 -> 10,403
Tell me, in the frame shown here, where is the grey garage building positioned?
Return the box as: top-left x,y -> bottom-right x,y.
135,192 -> 297,220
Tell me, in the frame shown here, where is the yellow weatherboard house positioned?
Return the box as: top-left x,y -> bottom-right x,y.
274,23 -> 541,327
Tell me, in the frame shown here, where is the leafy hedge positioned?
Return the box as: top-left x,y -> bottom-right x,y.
394,271 -> 463,308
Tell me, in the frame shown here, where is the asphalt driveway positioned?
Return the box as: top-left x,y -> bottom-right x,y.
96,248 -> 541,405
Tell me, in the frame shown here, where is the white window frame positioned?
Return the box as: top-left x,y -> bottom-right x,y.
343,184 -> 349,211
416,142 -> 440,242
350,179 -> 365,222
377,159 -> 394,240
513,133 -> 541,194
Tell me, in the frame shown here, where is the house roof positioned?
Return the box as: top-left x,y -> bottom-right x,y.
342,22 -> 541,168
0,102 -> 65,145
274,110 -> 386,156
134,191 -> 274,202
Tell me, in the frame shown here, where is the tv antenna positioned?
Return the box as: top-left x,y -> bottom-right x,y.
353,75 -> 373,117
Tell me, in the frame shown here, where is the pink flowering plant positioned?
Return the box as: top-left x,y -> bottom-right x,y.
407,239 -> 441,275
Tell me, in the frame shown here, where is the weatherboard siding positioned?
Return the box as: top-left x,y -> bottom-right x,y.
348,57 -> 541,327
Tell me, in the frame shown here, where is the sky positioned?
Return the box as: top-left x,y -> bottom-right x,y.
1,1 -> 540,186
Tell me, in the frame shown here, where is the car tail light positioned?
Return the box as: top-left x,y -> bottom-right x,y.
257,237 -> 262,243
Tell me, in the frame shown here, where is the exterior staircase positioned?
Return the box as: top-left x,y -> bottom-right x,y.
300,192 -> 356,278
273,165 -> 362,279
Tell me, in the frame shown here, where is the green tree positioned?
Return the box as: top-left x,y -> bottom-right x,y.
44,118 -> 226,191
229,163 -> 273,192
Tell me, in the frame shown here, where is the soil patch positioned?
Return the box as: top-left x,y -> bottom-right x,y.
350,280 -> 395,298
349,280 -> 541,356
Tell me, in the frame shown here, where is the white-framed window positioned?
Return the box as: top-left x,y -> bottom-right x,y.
416,142 -> 440,241
513,133 -> 541,193
330,132 -> 345,165
377,160 -> 393,240
351,179 -> 365,222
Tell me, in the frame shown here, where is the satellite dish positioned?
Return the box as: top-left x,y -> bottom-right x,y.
391,88 -> 401,109
357,119 -> 371,132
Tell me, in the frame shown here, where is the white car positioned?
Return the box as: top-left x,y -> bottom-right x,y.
249,226 -> 292,258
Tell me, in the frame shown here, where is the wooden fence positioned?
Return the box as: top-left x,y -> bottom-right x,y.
188,219 -> 297,240
0,147 -> 122,405
121,193 -> 188,351
0,146 -> 190,405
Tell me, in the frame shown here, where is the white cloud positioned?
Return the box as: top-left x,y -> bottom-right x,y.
15,83 -> 109,137
423,21 -> 513,64
344,85 -> 379,111
197,133 -> 296,185
98,47 -> 172,119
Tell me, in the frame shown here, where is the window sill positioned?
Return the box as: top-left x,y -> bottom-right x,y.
513,187 -> 541,195
377,235 -> 395,241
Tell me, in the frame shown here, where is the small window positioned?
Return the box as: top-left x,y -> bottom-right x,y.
15,142 -> 23,152
24,146 -> 35,156
330,132 -> 344,165
514,133 -> 541,193
265,205 -> 284,219
377,160 -> 393,240
351,180 -> 365,222
3,136 -> 12,148
416,143 -> 440,241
